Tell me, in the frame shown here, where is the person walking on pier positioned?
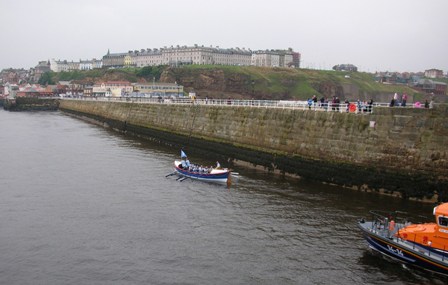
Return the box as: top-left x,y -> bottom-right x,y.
401,93 -> 408,107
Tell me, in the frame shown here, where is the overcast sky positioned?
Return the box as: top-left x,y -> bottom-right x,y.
0,0 -> 446,73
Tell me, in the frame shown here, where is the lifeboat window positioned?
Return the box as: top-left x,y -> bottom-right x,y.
438,216 -> 448,227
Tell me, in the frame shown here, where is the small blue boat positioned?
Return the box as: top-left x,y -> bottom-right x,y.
173,160 -> 231,183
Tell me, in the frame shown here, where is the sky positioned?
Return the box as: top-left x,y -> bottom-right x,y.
0,0 -> 447,73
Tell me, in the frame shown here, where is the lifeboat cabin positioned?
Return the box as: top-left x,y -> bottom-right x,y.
397,203 -> 448,251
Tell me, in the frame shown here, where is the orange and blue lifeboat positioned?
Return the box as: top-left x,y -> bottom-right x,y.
358,203 -> 448,276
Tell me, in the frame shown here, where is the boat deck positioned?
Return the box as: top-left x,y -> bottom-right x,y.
360,221 -> 448,264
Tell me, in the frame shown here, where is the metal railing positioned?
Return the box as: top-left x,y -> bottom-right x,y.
61,97 -> 386,114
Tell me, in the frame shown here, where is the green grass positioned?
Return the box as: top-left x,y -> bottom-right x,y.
41,65 -> 425,99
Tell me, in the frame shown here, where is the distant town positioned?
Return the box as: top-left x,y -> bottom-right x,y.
0,44 -> 446,99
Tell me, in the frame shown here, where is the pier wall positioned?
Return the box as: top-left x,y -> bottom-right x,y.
3,97 -> 59,111
59,100 -> 448,201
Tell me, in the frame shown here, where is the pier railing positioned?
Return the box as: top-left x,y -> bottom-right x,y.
61,97 -> 387,114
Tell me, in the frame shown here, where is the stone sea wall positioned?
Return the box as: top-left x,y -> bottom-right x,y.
3,97 -> 59,111
59,100 -> 448,201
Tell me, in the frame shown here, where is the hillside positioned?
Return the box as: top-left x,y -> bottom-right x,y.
41,66 -> 430,102
161,65 -> 423,101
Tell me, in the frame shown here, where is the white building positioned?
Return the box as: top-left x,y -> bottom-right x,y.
131,45 -> 254,67
251,52 -> 275,67
92,86 -> 112,97
79,60 -> 93,70
251,50 -> 293,67
51,58 -> 102,71
424,69 -> 444,79
50,59 -> 69,72
50,45 -> 298,71
133,49 -> 163,67
92,59 -> 102,69
67,61 -> 79,71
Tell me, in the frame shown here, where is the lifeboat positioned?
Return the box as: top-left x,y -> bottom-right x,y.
358,203 -> 448,276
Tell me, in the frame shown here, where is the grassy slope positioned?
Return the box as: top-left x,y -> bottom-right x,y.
48,65 -> 423,99
178,65 -> 421,99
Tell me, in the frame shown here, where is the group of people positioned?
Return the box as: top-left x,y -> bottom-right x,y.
390,92 -> 434,108
179,156 -> 221,173
424,99 -> 434,109
308,95 -> 342,111
390,93 -> 408,107
356,99 -> 374,113
307,95 -> 373,113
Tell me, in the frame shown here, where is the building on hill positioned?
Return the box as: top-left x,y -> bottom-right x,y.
67,61 -> 79,71
333,64 -> 358,72
413,79 -> 447,95
374,72 -> 411,84
249,49 -> 295,68
0,68 -> 30,84
132,49 -> 163,67
424,68 -> 444,79
79,59 -> 103,70
79,60 -> 92,70
31,61 -> 51,82
103,45 -> 298,69
152,45 -> 253,66
50,59 -> 69,72
0,69 -> 19,84
291,51 -> 301,68
251,50 -> 280,67
102,50 -> 127,68
50,58 -> 102,72
43,45 -> 300,72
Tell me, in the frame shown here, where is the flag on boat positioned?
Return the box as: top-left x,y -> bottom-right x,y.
181,150 -> 187,158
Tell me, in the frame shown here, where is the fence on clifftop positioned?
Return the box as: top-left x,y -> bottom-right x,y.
61,97 -> 384,114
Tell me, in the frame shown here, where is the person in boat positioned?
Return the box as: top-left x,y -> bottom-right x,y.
216,161 -> 221,169
185,157 -> 191,169
181,158 -> 187,169
180,150 -> 188,169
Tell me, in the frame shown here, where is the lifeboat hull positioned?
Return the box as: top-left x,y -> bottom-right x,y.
358,221 -> 448,276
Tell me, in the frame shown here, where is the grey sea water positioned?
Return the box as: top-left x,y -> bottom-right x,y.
0,110 -> 445,285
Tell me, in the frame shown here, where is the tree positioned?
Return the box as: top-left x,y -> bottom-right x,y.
136,65 -> 166,80
38,71 -> 55,85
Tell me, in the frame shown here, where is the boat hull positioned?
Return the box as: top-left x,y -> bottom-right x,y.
173,161 -> 230,183
358,222 -> 448,276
